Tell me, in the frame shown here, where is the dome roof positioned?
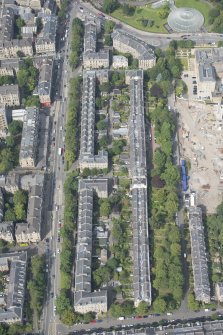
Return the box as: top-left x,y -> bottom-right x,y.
167,7 -> 204,33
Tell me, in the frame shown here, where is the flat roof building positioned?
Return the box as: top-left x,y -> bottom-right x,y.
188,206 -> 210,303
19,107 -> 39,168
127,70 -> 151,307
74,178 -> 108,314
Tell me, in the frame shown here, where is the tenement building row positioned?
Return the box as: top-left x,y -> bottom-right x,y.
0,57 -> 54,108
0,6 -> 57,59
127,70 -> 151,307
74,179 -> 108,314
188,206 -> 210,303
79,70 -> 108,171
0,173 -> 45,244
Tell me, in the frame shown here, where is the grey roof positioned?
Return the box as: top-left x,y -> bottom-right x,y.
0,38 -> 33,50
128,70 -> 151,306
84,20 -> 97,53
78,178 -> 108,197
198,63 -> 215,82
36,14 -> 57,45
74,179 -> 108,310
84,50 -> 109,61
0,188 -> 3,223
26,182 -> 44,239
19,107 -> 39,164
38,58 -> 53,97
80,71 -> 108,168
0,221 -> 13,238
112,29 -> 155,62
80,70 -> 96,157
195,48 -> 223,64
0,59 -> 21,72
0,84 -> 19,96
216,282 -> 223,297
0,7 -> 14,41
0,252 -> 27,323
188,206 -> 210,302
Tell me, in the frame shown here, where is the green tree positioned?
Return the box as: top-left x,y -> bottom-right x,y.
122,4 -> 135,16
158,5 -> 169,19
25,95 -> 40,107
36,17 -> 43,34
103,0 -> 119,13
99,83 -> 111,93
161,162 -> 180,187
8,120 -> 23,136
60,308 -> 79,326
83,311 -> 95,323
100,199 -> 111,217
56,291 -> 72,315
96,120 -> 107,130
0,324 -> 8,335
0,76 -> 15,86
153,149 -> 167,174
104,20 -> 115,33
104,34 -> 113,46
153,297 -> 167,313
136,301 -> 149,316
69,51 -> 79,69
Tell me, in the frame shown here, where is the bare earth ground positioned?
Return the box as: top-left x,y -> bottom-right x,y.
176,99 -> 223,213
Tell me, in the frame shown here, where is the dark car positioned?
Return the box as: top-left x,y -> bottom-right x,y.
57,237 -> 60,242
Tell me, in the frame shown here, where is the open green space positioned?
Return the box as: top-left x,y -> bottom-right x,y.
175,0 -> 211,25
111,6 -> 167,33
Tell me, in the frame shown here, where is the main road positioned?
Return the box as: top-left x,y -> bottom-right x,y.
41,3 -> 75,333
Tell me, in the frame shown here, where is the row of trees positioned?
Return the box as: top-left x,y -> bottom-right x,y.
69,18 -> 84,70
152,225 -> 183,313
0,120 -> 23,174
103,20 -> 115,46
16,58 -> 39,106
0,323 -> 32,335
65,76 -> 82,167
206,201 -> 223,284
4,189 -> 28,222
56,171 -> 79,325
103,0 -> 119,14
208,6 -> 223,33
150,104 -> 180,227
27,255 -> 46,318
148,48 -> 184,98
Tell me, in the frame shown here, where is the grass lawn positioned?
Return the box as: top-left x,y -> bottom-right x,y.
112,6 -> 168,33
179,57 -> 189,70
175,0 -> 211,26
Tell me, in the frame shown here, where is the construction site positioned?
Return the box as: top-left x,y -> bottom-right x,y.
177,98 -> 223,213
